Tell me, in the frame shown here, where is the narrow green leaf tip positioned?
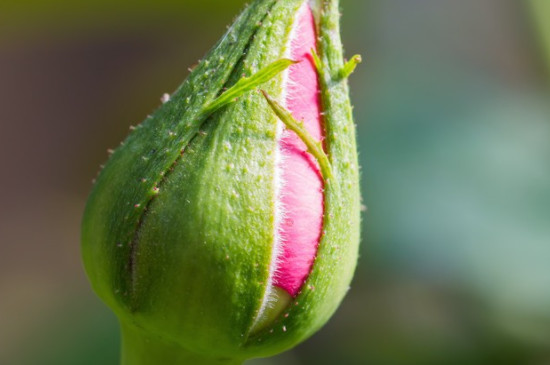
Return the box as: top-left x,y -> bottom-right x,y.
339,54 -> 362,79
204,58 -> 298,115
260,90 -> 333,182
310,48 -> 323,72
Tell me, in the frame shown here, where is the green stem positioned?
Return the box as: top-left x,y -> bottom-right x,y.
120,322 -> 243,365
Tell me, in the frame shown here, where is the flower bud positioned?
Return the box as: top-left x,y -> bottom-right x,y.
81,0 -> 361,362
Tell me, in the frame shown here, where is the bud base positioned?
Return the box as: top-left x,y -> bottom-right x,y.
120,322 -> 243,365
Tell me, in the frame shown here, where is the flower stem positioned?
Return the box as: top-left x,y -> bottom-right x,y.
120,322 -> 243,365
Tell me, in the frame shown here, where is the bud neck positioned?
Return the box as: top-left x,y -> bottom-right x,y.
120,322 -> 243,365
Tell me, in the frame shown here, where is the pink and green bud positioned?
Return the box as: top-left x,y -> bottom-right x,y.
81,0 -> 361,363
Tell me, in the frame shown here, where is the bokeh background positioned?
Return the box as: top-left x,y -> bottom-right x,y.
1,0 -> 549,364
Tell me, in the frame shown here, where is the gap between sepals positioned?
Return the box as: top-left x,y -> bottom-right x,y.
248,49 -> 362,336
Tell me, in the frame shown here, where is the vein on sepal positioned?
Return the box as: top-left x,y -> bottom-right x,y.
260,90 -> 333,182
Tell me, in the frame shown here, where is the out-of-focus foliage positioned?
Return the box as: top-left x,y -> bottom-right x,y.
0,0 -> 243,40
530,0 -> 550,75
1,0 -> 549,364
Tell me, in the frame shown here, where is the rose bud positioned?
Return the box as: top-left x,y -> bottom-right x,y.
81,0 -> 361,364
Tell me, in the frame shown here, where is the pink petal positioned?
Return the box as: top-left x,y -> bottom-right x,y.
273,3 -> 324,297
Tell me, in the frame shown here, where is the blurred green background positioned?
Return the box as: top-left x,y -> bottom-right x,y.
1,0 -> 549,364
